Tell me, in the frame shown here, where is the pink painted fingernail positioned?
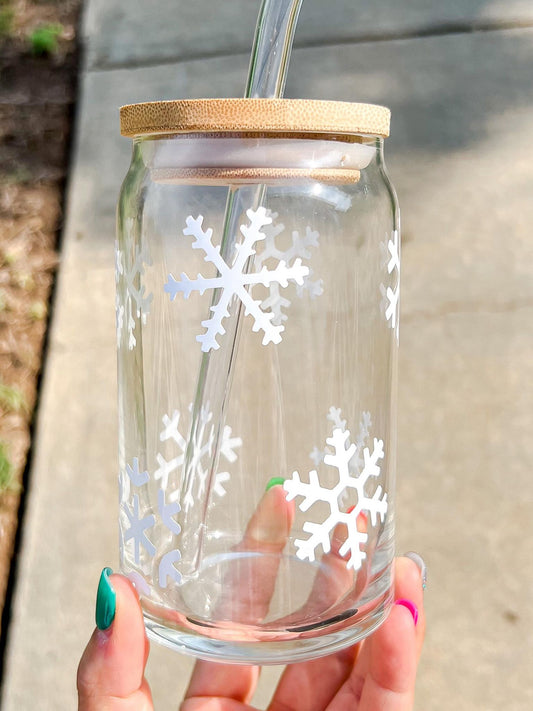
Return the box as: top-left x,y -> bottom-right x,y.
395,598 -> 419,626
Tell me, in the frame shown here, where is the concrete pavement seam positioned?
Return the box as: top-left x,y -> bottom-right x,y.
86,20 -> 533,73
402,298 -> 533,323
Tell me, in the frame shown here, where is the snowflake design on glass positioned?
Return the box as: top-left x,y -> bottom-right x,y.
123,494 -> 156,564
380,229 -> 400,340
127,457 -> 150,487
157,405 -> 242,509
159,549 -> 183,588
119,424 -> 239,587
120,458 -> 184,589
116,219 -> 153,350
164,207 -> 309,352
254,213 -> 323,326
284,428 -> 388,571
157,489 -> 183,588
127,571 -> 151,597
310,407 -> 372,506
154,409 -> 191,491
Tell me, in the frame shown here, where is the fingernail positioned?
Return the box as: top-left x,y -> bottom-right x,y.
395,598 -> 419,626
403,551 -> 427,590
265,476 -> 285,492
95,567 -> 116,631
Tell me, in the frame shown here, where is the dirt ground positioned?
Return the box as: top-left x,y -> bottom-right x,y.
0,0 -> 81,625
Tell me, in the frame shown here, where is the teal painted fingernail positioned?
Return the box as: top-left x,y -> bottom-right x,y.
96,567 -> 116,630
265,476 -> 285,492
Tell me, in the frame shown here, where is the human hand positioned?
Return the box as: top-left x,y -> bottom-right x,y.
78,487 -> 425,711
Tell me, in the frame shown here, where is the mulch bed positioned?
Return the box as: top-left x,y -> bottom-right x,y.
0,0 -> 81,627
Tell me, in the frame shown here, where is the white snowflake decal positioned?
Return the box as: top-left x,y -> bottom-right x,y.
158,488 -> 181,535
157,405 -> 242,508
310,407 -> 372,504
153,452 -> 183,492
116,219 -> 153,350
123,494 -> 156,564
380,229 -> 400,340
127,571 -> 151,596
120,463 -> 184,588
254,214 -> 323,326
126,457 -> 150,487
181,405 -> 215,507
284,427 -> 388,571
164,207 -> 309,351
159,549 -> 183,588
119,408 -> 241,587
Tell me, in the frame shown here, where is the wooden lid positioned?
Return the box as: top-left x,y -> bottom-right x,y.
152,166 -> 361,185
120,98 -> 390,139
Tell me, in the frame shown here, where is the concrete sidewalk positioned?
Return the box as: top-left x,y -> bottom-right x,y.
2,1 -> 533,708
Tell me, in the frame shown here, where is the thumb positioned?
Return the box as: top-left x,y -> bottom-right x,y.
77,568 -> 153,710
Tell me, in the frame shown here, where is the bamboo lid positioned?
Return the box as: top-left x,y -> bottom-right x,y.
120,98 -> 390,139
152,166 -> 362,185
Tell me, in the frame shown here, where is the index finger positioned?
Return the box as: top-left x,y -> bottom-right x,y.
77,573 -> 153,711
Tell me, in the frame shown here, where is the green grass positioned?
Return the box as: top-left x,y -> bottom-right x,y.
29,22 -> 63,55
0,6 -> 14,37
0,441 -> 13,491
0,381 -> 28,414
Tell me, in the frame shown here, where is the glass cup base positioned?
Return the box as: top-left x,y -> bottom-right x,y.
143,594 -> 392,665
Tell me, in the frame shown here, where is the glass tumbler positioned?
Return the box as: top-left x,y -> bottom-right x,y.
116,98 -> 400,664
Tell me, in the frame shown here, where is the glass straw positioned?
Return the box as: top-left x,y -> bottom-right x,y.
179,0 -> 305,576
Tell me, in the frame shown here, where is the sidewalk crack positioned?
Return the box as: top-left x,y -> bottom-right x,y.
86,20 -> 533,73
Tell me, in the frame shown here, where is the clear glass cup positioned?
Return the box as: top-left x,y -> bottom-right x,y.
116,99 -> 400,664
